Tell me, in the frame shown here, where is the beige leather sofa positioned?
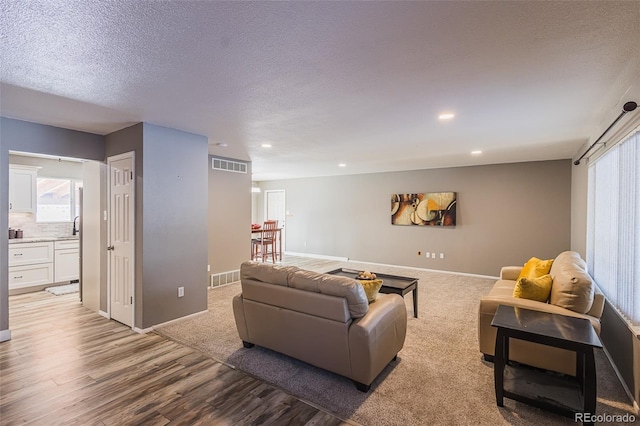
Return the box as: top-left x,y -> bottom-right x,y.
478,251 -> 604,376
233,261 -> 407,391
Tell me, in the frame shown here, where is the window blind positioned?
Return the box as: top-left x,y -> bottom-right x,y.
587,128 -> 640,327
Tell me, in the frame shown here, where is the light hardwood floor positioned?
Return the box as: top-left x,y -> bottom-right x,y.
0,289 -> 350,425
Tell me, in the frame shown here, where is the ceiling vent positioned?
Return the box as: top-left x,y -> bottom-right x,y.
212,158 -> 247,174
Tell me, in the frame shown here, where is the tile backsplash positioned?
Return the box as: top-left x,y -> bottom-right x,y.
9,213 -> 75,238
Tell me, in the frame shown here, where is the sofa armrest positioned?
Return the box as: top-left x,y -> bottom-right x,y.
500,266 -> 522,281
478,295 -> 602,355
348,294 -> 407,386
586,287 -> 605,319
232,294 -> 250,343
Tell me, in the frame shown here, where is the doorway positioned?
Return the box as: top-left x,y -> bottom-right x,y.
264,190 -> 286,253
6,151 -> 103,332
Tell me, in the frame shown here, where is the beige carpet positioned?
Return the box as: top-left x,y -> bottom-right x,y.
155,258 -> 637,426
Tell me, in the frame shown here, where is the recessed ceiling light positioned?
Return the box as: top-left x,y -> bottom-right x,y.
338,163 -> 346,167
261,143 -> 272,148
471,150 -> 482,155
215,142 -> 228,147
438,113 -> 455,120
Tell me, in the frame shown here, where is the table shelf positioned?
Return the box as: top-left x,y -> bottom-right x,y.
503,364 -> 583,416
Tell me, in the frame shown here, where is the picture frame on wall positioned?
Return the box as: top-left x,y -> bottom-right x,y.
391,192 -> 456,226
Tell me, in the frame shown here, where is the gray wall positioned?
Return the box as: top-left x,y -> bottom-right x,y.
570,161 -> 588,257
105,123 -> 208,329
258,160 -> 572,276
141,123 -> 208,328
0,117 -> 104,336
208,156 -> 252,274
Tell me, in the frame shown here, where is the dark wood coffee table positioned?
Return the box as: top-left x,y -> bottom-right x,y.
491,305 -> 602,425
326,268 -> 419,318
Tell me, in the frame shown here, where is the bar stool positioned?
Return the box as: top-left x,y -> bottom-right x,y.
253,220 -> 278,263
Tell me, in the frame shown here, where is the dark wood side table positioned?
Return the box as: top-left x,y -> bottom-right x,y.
491,305 -> 602,425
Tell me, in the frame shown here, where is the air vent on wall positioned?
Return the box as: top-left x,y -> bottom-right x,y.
212,158 -> 247,174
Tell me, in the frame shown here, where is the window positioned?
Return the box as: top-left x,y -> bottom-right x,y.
36,177 -> 82,222
586,128 -> 640,327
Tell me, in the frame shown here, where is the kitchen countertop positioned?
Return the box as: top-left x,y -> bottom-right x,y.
8,236 -> 79,244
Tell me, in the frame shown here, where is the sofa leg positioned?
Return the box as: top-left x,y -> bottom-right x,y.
483,354 -> 494,363
243,341 -> 254,348
353,381 -> 371,392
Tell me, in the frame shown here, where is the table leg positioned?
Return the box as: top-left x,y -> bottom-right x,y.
494,329 -> 506,407
583,348 -> 597,425
412,287 -> 418,318
279,228 -> 282,261
577,350 -> 584,388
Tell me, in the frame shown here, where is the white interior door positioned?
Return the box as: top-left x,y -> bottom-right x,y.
107,153 -> 135,327
265,190 -> 286,252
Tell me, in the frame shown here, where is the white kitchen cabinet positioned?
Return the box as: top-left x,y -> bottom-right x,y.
54,240 -> 79,282
9,165 -> 38,213
8,241 -> 54,290
9,263 -> 54,289
9,242 -> 54,267
54,240 -> 80,250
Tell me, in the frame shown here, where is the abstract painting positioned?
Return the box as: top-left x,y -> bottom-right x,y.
391,192 -> 456,226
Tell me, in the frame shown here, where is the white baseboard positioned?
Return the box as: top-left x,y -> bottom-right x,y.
99,310 -> 109,319
0,329 -> 11,342
287,252 -> 497,279
348,259 -> 499,280
285,251 -> 349,262
133,326 -> 153,334
151,309 -> 209,331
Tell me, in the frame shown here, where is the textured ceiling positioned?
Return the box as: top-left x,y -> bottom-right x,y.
1,1 -> 639,181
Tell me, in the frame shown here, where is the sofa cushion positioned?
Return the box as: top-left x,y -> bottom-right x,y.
289,270 -> 369,318
516,257 -> 554,281
513,274 -> 552,302
549,251 -> 594,314
357,279 -> 383,303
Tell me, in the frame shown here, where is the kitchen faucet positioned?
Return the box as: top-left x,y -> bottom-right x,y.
73,216 -> 79,235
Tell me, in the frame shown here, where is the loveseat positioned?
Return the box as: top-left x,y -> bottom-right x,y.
478,251 -> 604,375
233,261 -> 407,391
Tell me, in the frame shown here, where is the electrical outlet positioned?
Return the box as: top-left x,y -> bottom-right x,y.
178,286 -> 184,297
431,252 -> 436,259
440,253 -> 445,259
207,264 -> 210,272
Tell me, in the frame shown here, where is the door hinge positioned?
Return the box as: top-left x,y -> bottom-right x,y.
130,171 -> 133,179
130,296 -> 133,304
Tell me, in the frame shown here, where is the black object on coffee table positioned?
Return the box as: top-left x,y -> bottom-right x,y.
491,305 -> 602,425
326,268 -> 419,318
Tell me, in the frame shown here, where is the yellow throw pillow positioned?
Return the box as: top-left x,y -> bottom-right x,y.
357,279 -> 383,303
513,274 -> 553,303
517,257 -> 554,281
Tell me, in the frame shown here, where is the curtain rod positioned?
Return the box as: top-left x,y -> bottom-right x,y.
574,101 -> 638,166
